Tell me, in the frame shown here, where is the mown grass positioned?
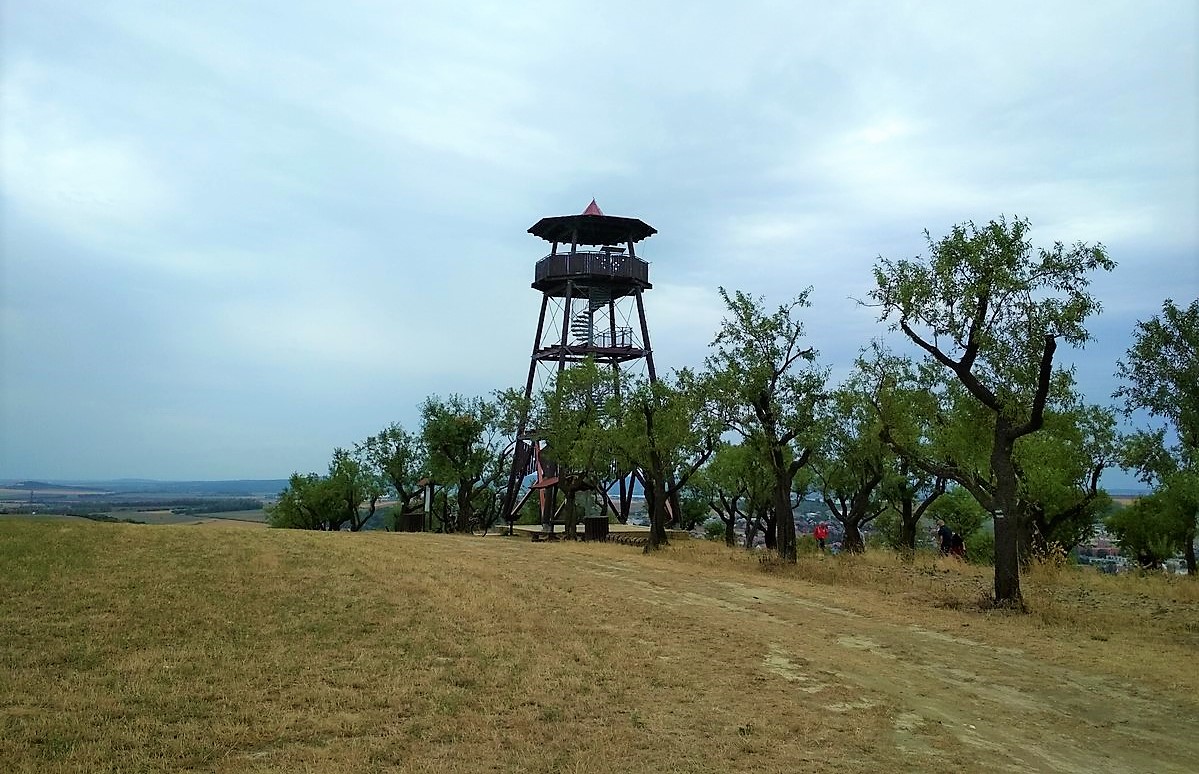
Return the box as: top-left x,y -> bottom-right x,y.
1,521 -> 853,772
2,519 -> 1196,773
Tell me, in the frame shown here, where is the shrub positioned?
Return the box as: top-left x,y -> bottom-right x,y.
965,529 -> 995,565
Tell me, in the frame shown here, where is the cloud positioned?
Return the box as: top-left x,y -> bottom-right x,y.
1,63 -> 176,246
0,0 -> 1195,480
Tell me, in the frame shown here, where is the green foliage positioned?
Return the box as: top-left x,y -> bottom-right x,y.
420,393 -> 510,532
811,379 -> 888,553
1115,298 -> 1199,456
268,472 -> 343,530
1106,489 -> 1192,567
515,495 -> 543,525
927,486 -> 989,540
872,216 -> 1114,415
676,486 -> 712,530
692,438 -> 775,548
357,423 -> 427,508
534,359 -> 619,491
268,447 -> 383,532
1113,298 -> 1198,573
329,447 -> 385,531
871,509 -> 899,549
871,216 -> 1115,603
520,360 -> 624,535
965,529 -> 996,565
707,287 -> 828,561
608,369 -> 723,550
871,508 -> 934,551
1015,402 -> 1115,551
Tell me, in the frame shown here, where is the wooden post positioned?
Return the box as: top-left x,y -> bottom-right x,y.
635,288 -> 657,382
559,281 -> 574,372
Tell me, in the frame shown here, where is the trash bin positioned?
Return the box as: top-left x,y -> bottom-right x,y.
583,516 -> 609,542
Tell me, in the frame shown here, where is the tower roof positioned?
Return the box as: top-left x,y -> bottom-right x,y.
528,201 -> 656,245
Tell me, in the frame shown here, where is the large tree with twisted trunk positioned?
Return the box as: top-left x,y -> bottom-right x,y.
871,216 -> 1114,607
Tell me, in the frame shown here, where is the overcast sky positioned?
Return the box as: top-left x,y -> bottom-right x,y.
2,1 -> 1195,485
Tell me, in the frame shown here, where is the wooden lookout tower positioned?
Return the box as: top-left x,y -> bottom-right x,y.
501,200 -> 661,534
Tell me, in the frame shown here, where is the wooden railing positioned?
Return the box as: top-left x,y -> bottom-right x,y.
534,251 -> 649,284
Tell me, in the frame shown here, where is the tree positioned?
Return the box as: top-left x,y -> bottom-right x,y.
268,447 -> 382,532
877,459 -> 946,553
694,440 -> 774,548
532,359 -> 619,539
708,288 -> 827,562
420,394 -> 509,533
1107,485 -> 1194,569
857,345 -> 948,551
870,342 -> 1115,555
871,216 -> 1115,606
1113,298 -> 1199,573
811,383 -> 888,553
357,423 -> 427,529
675,485 -> 713,531
608,370 -> 721,552
328,447 -> 384,531
1017,403 -> 1116,553
268,472 -> 342,530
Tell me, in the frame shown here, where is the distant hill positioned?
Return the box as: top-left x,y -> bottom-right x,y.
9,481 -> 93,491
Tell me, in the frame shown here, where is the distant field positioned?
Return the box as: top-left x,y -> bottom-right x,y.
1,519 -> 1196,773
0,509 -> 268,526
124,508 -> 269,526
0,487 -> 110,500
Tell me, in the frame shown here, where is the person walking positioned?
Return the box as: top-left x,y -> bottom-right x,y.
814,522 -> 829,552
950,530 -> 966,559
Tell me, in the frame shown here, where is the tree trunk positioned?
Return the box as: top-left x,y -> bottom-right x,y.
645,475 -> 670,552
456,482 -> 475,533
351,496 -> 378,532
724,518 -> 736,547
1185,520 -> 1196,575
744,518 -> 759,549
562,485 -> 579,541
991,425 -> 1023,608
841,517 -> 865,553
771,460 -> 796,561
898,497 -> 917,550
762,511 -> 777,551
1016,510 -> 1035,567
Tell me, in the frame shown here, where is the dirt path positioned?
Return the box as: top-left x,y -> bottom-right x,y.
555,548 -> 1198,773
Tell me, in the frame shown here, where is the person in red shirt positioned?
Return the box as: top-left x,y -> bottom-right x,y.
813,522 -> 829,552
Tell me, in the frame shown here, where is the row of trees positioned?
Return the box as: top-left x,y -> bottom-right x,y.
272,216 -> 1195,608
268,394 -> 515,533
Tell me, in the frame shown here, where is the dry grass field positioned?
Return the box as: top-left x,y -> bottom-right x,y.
1,518 -> 1196,773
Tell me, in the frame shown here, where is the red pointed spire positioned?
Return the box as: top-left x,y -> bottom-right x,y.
581,198 -> 604,216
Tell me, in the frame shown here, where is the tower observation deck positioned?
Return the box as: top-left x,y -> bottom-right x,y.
523,199 -> 659,371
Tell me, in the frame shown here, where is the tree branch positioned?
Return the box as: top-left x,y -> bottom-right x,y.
1013,334 -> 1057,438
901,319 -> 1001,411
